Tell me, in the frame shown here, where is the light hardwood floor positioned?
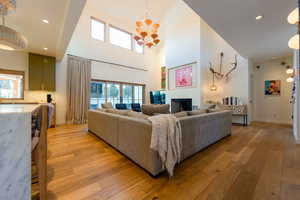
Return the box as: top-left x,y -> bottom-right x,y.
47,123 -> 300,200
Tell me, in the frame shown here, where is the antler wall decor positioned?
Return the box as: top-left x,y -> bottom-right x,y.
209,52 -> 238,81
209,52 -> 238,91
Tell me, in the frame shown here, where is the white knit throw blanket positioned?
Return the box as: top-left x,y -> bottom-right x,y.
148,114 -> 182,177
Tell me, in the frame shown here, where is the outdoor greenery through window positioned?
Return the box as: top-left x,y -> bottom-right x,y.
0,70 -> 24,99
90,80 -> 144,109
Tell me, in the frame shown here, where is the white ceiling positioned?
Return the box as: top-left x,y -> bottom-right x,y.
183,0 -> 297,63
4,0 -> 86,59
88,0 -> 176,25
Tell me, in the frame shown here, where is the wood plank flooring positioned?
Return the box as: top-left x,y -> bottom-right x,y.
47,123 -> 300,200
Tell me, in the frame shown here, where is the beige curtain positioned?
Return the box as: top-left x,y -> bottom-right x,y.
66,55 -> 91,124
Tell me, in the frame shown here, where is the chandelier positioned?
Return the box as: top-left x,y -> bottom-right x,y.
0,0 -> 27,51
134,0 -> 160,48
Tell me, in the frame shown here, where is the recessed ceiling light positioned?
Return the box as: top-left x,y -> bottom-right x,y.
43,47 -> 48,50
42,19 -> 49,24
255,15 -> 263,20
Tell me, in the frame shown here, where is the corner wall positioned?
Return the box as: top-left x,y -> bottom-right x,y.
159,0 -> 250,119
253,57 -> 293,125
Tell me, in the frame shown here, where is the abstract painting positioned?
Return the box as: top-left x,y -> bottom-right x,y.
265,80 -> 281,96
175,65 -> 193,87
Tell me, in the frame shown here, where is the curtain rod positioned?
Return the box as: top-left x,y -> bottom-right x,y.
168,61 -> 198,70
67,54 -> 148,72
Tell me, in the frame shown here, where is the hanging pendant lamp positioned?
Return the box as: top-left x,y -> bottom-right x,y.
0,0 -> 27,51
134,0 -> 161,48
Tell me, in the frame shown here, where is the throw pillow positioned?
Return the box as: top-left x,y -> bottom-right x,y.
127,111 -> 149,119
101,102 -> 113,109
174,111 -> 188,118
187,109 -> 207,116
106,108 -> 129,116
141,104 -> 170,116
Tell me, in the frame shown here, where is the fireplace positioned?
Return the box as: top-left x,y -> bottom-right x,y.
171,98 -> 192,113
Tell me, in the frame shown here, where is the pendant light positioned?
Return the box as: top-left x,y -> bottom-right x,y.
287,7 -> 299,49
134,0 -> 161,48
210,72 -> 217,91
0,0 -> 27,51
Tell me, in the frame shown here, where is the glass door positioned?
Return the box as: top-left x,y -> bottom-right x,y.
134,85 -> 144,104
90,81 -> 106,109
122,84 -> 133,107
107,83 -> 121,107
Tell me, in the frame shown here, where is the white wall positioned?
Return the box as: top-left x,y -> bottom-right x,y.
159,0 -> 201,106
0,50 -> 55,103
293,50 -> 299,142
159,0 -> 250,119
55,0 -> 161,124
253,57 -> 293,124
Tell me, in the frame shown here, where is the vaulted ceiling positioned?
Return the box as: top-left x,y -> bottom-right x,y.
183,0 -> 297,63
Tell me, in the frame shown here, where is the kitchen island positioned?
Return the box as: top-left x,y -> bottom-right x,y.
0,104 -> 40,200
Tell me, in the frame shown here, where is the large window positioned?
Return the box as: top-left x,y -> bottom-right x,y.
91,17 -> 105,41
0,69 -> 24,99
109,25 -> 132,50
90,80 -> 145,109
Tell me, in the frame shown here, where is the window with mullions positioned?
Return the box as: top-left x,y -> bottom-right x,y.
90,80 -> 144,109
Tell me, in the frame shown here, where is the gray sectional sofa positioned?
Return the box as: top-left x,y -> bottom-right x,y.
88,109 -> 232,176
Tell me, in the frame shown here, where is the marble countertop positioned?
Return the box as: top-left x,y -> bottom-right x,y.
0,104 -> 40,114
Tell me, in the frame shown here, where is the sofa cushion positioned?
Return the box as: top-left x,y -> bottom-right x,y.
174,111 -> 188,118
208,108 -> 223,113
101,102 -> 113,109
127,110 -> 149,119
106,108 -> 130,116
141,104 -> 170,116
96,108 -> 107,112
187,109 -> 207,116
200,104 -> 216,110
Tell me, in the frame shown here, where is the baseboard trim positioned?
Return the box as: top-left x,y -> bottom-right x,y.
251,120 -> 293,127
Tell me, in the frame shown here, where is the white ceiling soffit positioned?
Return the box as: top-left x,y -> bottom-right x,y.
4,0 -> 86,60
183,0 -> 297,63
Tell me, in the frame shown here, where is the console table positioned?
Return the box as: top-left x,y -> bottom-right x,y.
219,104 -> 248,126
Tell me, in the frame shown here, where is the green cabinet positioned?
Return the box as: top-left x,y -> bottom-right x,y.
29,53 -> 56,91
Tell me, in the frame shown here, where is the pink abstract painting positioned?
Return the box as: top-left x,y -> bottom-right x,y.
176,66 -> 193,87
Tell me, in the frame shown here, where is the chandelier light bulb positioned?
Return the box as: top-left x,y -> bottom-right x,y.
210,85 -> 217,91
287,8 -> 299,24
288,34 -> 299,50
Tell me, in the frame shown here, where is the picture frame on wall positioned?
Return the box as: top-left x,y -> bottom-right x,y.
265,80 -> 281,96
167,62 -> 197,90
175,65 -> 193,88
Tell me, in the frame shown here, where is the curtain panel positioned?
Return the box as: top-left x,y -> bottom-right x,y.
66,55 -> 91,124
